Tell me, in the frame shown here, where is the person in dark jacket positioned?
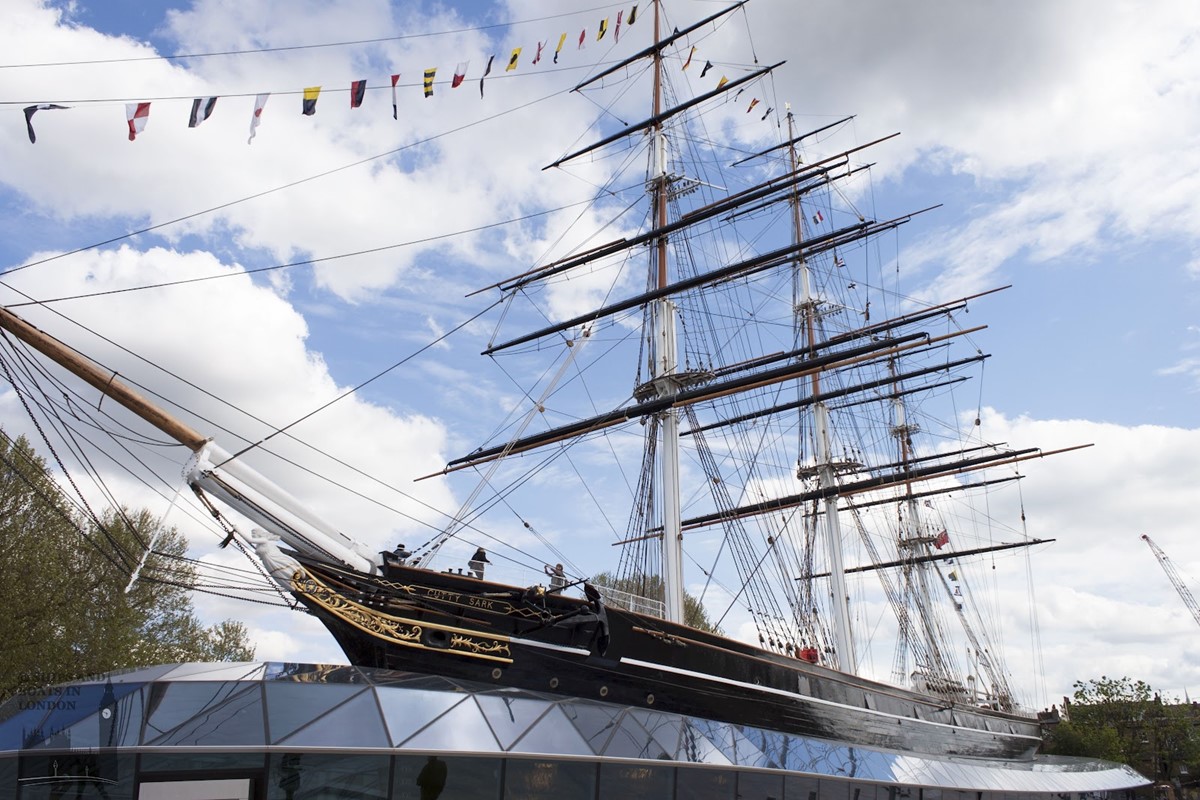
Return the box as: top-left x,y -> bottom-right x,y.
468,547 -> 490,579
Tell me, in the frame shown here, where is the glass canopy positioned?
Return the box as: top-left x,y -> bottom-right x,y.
0,662 -> 1147,796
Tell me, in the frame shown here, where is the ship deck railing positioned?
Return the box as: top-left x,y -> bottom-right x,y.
422,560 -> 665,618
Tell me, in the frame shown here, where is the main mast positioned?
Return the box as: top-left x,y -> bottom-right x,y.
786,110 -> 856,672
650,0 -> 686,623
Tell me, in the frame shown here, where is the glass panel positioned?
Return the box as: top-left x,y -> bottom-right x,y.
560,701 -> 623,753
598,762 -> 673,799
392,755 -> 502,800
599,713 -> 661,760
676,766 -> 736,800
398,694 -> 499,752
96,663 -> 178,684
147,682 -> 265,747
370,670 -> 464,690
159,663 -> 265,682
629,709 -> 683,759
18,751 -> 134,799
816,777 -> 850,800
503,758 -> 595,800
378,687 -> 471,746
737,769 -> 783,800
847,748 -> 894,782
742,728 -> 787,769
265,682 -> 371,743
139,750 -> 266,773
687,718 -> 738,764
263,663 -> 367,684
143,682 -> 247,739
678,721 -> 733,766
267,753 -> 389,800
729,725 -> 767,767
277,689 -> 389,748
505,705 -> 593,756
0,682 -> 143,751
474,694 -> 551,749
785,773 -> 821,800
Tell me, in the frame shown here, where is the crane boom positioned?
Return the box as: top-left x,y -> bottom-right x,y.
1141,534 -> 1200,629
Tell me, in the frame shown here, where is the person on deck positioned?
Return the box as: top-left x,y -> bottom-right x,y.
380,544 -> 412,570
468,547 -> 490,579
544,563 -> 567,589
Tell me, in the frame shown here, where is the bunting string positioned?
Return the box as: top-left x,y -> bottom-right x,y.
11,2 -> 780,144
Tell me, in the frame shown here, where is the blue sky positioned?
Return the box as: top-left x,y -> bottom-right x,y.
1,0 -> 1198,708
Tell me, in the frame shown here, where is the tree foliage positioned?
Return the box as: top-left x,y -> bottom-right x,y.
590,571 -> 722,634
0,433 -> 254,702
1044,675 -> 1200,782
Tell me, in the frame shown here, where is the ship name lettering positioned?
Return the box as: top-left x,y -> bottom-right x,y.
427,589 -> 461,603
468,597 -> 495,610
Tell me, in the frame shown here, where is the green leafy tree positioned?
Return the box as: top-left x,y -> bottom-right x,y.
1044,675 -> 1200,782
0,433 -> 254,701
590,571 -> 722,634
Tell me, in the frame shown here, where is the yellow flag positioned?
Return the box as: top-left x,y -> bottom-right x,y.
423,68 -> 436,97
302,86 -> 320,116
597,18 -> 608,40
506,47 -> 522,71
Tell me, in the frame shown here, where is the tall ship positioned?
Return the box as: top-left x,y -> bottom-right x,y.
0,0 -> 1116,780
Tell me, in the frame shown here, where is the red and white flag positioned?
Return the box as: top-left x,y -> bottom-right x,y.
390,74 -> 400,119
247,93 -> 269,144
934,530 -> 950,549
125,102 -> 150,141
451,62 -> 468,88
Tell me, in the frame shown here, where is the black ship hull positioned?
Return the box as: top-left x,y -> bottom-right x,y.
292,558 -> 1041,761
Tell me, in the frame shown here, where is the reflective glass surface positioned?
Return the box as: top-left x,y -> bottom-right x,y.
503,758 -> 595,799
737,768 -> 784,799
139,749 -> 266,773
276,688 -> 387,748
267,752 -> 389,800
18,751 -> 133,799
159,662 -> 266,682
784,773 -> 823,800
598,762 -> 673,799
0,662 -> 1151,797
144,681 -> 264,746
676,766 -> 737,799
393,755 -> 502,800
265,681 -> 365,743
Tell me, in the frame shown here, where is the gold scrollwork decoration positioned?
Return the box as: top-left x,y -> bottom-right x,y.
293,567 -> 513,663
449,634 -> 512,659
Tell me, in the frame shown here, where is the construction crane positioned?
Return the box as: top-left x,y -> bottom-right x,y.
1141,534 -> 1200,630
